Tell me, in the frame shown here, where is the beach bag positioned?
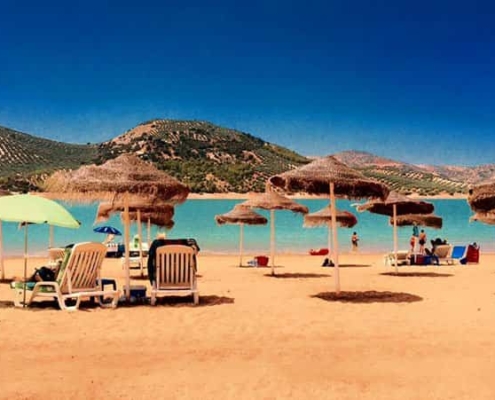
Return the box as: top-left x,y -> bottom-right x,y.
32,266 -> 56,282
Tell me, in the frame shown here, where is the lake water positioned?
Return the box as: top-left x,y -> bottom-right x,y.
1,199 -> 492,257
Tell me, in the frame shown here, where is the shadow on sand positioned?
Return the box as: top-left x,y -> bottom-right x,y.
380,272 -> 453,278
312,290 -> 423,304
146,295 -> 234,308
265,272 -> 329,279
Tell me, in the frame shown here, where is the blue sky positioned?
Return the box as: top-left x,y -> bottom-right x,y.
1,0 -> 494,166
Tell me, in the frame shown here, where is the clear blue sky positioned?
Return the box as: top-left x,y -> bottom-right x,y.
1,0 -> 494,166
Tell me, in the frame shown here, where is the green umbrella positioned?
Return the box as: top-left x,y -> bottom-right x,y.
0,194 -> 80,306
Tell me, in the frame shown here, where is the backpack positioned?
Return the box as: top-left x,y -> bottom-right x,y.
33,266 -> 56,282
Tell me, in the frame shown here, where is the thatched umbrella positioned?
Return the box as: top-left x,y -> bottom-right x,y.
96,200 -> 176,276
215,204 -> 268,267
467,181 -> 495,213
304,206 -> 358,228
239,188 -> 308,275
43,154 -> 189,299
393,213 -> 443,229
268,155 -> 389,292
357,191 -> 434,273
469,211 -> 495,225
303,206 -> 357,254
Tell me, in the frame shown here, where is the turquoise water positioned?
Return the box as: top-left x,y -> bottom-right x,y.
1,199 -> 493,257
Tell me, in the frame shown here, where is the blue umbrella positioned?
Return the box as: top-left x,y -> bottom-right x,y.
93,226 -> 122,235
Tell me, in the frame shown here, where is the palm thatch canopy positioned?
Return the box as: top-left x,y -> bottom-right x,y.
357,191 -> 434,217
215,205 -> 268,225
467,182 -> 495,213
239,190 -> 308,214
303,207 -> 358,228
95,201 -> 175,229
391,213 -> 443,229
469,211 -> 495,225
268,155 -> 389,199
0,189 -> 11,196
42,153 -> 189,204
123,210 -> 174,229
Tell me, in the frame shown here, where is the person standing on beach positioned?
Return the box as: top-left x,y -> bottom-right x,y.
351,232 -> 359,251
418,229 -> 427,254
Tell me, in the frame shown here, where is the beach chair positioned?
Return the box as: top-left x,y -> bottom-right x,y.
150,245 -> 198,305
446,245 -> 468,265
433,244 -> 452,265
383,250 -> 410,266
12,242 -> 120,311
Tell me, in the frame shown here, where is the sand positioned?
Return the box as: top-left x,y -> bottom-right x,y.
1,252 -> 494,400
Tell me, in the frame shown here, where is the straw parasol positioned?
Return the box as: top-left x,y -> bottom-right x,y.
357,191 -> 434,273
303,206 -> 358,228
469,211 -> 495,225
303,206 -> 357,255
239,187 -> 308,275
96,200 -> 176,275
392,213 -> 443,229
43,154 -> 189,299
467,181 -> 495,213
268,155 -> 389,292
215,204 -> 268,267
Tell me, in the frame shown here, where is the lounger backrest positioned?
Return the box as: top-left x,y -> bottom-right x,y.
156,245 -> 196,289
451,245 -> 467,260
58,242 -> 106,294
434,244 -> 452,258
48,247 -> 65,264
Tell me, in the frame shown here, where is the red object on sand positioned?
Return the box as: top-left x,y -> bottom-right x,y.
255,255 -> 269,266
309,248 -> 329,256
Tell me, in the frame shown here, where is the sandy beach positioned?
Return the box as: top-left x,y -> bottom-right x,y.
1,251 -> 494,400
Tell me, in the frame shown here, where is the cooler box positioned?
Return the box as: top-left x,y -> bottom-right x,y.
466,245 -> 479,263
255,256 -> 269,267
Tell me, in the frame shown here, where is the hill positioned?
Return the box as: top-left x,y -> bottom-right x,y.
0,122 -> 493,196
95,119 -> 309,192
0,126 -> 98,192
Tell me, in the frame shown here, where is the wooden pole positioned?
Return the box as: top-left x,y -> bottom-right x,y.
393,204 -> 399,274
124,193 -> 131,300
147,218 -> 151,246
270,210 -> 275,275
239,223 -> 244,267
49,225 -> 54,248
330,183 -> 340,293
137,210 -> 144,276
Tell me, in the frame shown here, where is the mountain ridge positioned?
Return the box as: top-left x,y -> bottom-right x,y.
0,121 -> 492,195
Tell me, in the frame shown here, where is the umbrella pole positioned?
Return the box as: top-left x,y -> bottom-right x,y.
0,221 -> 4,281
147,218 -> 151,247
270,210 -> 275,275
49,225 -> 54,248
393,204 -> 398,274
330,183 -> 340,293
239,223 -> 244,267
124,193 -> 131,301
137,210 -> 144,276
23,223 -> 28,307
327,221 -> 332,256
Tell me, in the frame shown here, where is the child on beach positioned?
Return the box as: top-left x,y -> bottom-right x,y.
409,235 -> 416,253
351,232 -> 359,251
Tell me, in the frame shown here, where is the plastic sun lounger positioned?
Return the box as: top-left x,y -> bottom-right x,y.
446,245 -> 468,265
12,242 -> 120,311
383,250 -> 410,266
150,245 -> 199,305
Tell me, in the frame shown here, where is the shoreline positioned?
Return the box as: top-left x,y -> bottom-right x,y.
187,192 -> 468,200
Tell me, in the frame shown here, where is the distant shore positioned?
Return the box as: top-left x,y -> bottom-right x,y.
187,192 -> 468,200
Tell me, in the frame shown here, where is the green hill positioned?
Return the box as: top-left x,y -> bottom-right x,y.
0,126 -> 98,192
0,122 -> 490,196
